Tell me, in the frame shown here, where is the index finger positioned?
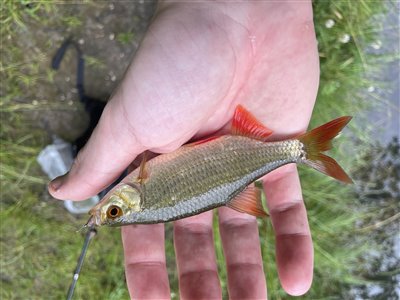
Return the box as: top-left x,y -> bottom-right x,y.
122,224 -> 170,299
262,164 -> 313,296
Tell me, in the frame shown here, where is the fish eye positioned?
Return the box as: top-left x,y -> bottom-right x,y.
106,205 -> 123,219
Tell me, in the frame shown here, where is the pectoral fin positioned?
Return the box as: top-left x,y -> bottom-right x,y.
184,136 -> 220,147
227,184 -> 268,217
137,152 -> 149,184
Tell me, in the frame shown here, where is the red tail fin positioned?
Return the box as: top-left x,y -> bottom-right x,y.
298,116 -> 353,184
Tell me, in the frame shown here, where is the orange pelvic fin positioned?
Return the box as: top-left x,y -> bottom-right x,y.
231,105 -> 273,141
227,184 -> 268,217
298,116 -> 353,184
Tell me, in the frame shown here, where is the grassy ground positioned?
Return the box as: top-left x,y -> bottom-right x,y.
1,1 -> 398,299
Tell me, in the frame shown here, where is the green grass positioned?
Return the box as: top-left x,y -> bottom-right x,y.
116,32 -> 135,45
0,0 -> 397,299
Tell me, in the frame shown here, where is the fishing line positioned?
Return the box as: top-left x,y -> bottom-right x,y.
51,38 -> 106,155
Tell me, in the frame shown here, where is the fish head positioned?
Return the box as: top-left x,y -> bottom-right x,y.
88,183 -> 142,226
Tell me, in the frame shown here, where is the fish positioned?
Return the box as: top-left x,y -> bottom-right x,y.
87,105 -> 352,227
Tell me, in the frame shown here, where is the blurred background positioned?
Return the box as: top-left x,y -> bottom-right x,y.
1,1 -> 399,299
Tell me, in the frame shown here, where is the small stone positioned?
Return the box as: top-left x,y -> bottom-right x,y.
32,100 -> 39,105
68,100 -> 74,106
367,86 -> 375,93
65,76 -> 70,82
119,53 -> 125,58
325,19 -> 335,29
60,95 -> 66,101
78,38 -> 85,45
109,3 -> 114,10
110,75 -> 116,82
371,40 -> 382,50
339,33 -> 351,44
109,33 -> 115,40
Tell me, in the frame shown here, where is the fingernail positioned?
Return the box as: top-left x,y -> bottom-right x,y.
49,174 -> 67,192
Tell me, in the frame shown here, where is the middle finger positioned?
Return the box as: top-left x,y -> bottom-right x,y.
218,206 -> 267,299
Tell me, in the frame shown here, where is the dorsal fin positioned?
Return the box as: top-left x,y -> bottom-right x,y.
231,105 -> 273,141
227,184 -> 268,217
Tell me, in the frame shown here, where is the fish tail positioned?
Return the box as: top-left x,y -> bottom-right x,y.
298,116 -> 353,184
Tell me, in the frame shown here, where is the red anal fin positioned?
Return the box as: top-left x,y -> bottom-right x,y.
185,136 -> 221,147
137,152 -> 149,184
231,105 -> 273,141
227,184 -> 268,217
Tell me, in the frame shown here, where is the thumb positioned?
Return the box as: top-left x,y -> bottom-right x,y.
48,97 -> 145,201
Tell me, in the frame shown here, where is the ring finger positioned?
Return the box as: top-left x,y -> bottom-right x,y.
174,211 -> 222,299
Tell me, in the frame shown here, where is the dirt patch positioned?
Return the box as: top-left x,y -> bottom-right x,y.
11,1 -> 157,141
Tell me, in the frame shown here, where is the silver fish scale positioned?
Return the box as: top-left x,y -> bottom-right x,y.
126,136 -> 303,223
122,157 -> 295,224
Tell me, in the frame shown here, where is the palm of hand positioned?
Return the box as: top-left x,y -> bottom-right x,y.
50,2 -> 319,299
116,3 -> 318,152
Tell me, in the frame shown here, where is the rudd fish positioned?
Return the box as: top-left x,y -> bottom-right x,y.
87,105 -> 352,227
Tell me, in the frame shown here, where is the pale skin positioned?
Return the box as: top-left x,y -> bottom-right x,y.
49,1 -> 319,299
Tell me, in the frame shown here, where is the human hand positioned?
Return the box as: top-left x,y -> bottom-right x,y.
49,1 -> 319,298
